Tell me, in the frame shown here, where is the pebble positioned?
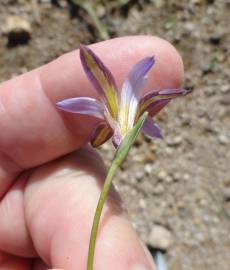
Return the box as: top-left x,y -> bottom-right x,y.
145,164 -> 152,175
3,16 -> 31,46
165,147 -> 174,156
202,61 -> 215,74
147,225 -> 173,250
209,34 -> 222,45
184,22 -> 195,34
218,134 -> 229,145
152,184 -> 165,195
157,170 -> 167,181
166,136 -> 183,147
135,171 -> 145,181
172,172 -> 182,181
180,113 -> 191,126
183,173 -> 191,181
221,85 -> 230,93
139,198 -> 147,209
157,170 -> 172,183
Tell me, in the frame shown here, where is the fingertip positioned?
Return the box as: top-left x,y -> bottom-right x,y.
41,36 -> 184,103
0,35 -> 184,174
88,35 -> 184,90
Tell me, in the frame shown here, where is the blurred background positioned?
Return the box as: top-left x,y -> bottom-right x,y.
0,0 -> 229,269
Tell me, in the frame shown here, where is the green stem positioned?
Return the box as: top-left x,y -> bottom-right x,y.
87,160 -> 119,270
83,2 -> 109,40
70,0 -> 109,40
87,112 -> 148,270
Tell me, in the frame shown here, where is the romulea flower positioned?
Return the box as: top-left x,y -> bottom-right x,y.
57,45 -> 191,148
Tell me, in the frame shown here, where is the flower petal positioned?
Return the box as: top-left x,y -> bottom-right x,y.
80,45 -> 118,119
91,122 -> 113,147
138,88 -> 191,117
142,116 -> 163,139
126,56 -> 155,98
118,57 -> 155,136
56,97 -> 105,119
112,127 -> 122,148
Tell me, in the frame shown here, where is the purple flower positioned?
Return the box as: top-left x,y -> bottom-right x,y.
57,45 -> 191,147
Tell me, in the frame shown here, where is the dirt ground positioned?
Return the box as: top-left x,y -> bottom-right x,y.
0,0 -> 229,269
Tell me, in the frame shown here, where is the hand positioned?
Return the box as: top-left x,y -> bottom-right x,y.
0,36 -> 183,270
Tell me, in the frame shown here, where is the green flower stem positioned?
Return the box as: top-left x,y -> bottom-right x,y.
87,112 -> 148,270
87,160 -> 118,270
70,0 -> 109,40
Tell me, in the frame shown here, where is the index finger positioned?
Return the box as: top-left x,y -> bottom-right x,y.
0,36 -> 184,192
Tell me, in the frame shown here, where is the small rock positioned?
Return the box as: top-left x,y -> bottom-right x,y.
209,34 -> 222,45
3,16 -> 31,47
184,22 -> 195,34
152,184 -> 165,195
223,188 -> 230,202
180,113 -> 191,126
183,173 -> 191,181
172,172 -> 182,181
145,164 -> 152,175
221,85 -> 230,93
139,198 -> 147,209
157,170 -> 172,182
157,170 -> 168,181
218,134 -> 229,145
177,201 -> 186,209
166,136 -> 183,147
148,225 -> 173,250
165,147 -> 173,156
135,171 -> 145,181
196,107 -> 207,118
202,60 -> 215,74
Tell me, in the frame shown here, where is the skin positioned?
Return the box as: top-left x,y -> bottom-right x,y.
0,36 -> 183,270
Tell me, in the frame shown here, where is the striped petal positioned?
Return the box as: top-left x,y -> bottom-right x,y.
142,116 -> 163,139
118,57 -> 155,136
126,56 -> 155,98
138,88 -> 191,117
56,97 -> 105,119
91,122 -> 113,147
80,45 -> 118,119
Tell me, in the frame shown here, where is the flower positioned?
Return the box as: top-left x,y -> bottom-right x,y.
56,45 -> 191,148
